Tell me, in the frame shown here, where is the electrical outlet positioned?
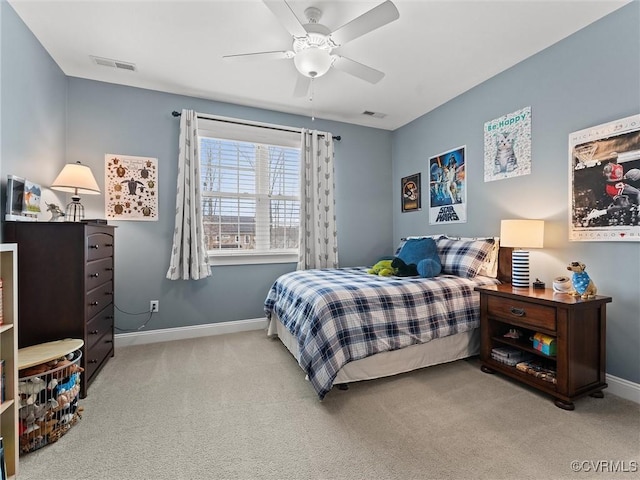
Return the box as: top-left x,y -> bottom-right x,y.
150,300 -> 159,313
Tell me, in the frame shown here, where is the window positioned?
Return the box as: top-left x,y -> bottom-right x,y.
198,117 -> 301,265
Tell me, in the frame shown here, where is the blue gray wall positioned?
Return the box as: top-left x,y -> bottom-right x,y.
392,2 -> 640,383
0,0 -> 67,202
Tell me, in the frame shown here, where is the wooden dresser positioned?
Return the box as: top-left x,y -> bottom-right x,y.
4,222 -> 115,397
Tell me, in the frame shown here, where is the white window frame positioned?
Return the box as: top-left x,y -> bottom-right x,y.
198,116 -> 301,266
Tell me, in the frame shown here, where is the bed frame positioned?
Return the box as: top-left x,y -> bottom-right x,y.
269,247 -> 513,392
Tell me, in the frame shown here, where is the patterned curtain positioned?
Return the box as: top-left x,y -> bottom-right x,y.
297,129 -> 339,270
166,109 -> 212,280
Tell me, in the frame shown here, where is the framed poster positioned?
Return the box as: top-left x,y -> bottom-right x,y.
569,114 -> 640,242
428,146 -> 466,224
401,173 -> 421,212
105,154 -> 158,221
4,175 -> 37,222
484,106 -> 532,182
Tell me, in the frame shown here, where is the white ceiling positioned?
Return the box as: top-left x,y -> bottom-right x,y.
8,0 -> 630,131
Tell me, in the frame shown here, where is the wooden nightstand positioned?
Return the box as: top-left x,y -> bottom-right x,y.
475,284 -> 612,410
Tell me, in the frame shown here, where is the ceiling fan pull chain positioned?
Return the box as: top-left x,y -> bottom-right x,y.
310,77 -> 315,121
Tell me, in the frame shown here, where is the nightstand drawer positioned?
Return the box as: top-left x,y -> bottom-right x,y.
487,296 -> 556,332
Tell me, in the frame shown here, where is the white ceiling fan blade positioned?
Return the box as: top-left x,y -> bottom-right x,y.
223,51 -> 293,62
293,75 -> 311,98
332,56 -> 385,84
263,0 -> 307,38
330,0 -> 399,46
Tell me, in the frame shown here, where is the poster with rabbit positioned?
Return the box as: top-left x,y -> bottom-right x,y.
569,114 -> 640,242
484,106 -> 531,182
105,154 -> 158,221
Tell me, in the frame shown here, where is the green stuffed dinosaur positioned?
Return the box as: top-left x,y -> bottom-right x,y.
368,259 -> 396,276
368,257 -> 422,277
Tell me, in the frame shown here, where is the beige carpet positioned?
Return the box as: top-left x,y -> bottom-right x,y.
18,330 -> 640,480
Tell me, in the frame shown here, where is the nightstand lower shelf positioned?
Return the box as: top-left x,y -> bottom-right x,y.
480,358 -> 607,410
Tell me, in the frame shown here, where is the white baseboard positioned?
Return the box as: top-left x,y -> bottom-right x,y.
115,320 -> 640,405
114,317 -> 268,348
606,374 -> 640,404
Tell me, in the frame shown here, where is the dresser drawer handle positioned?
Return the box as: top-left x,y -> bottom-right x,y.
509,306 -> 526,317
105,339 -> 113,344
90,273 -> 99,278
89,329 -> 99,335
88,359 -> 98,364
90,301 -> 99,306
105,267 -> 114,271
89,245 -> 99,249
105,243 -> 114,247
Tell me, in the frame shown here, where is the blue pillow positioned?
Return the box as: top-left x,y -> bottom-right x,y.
418,258 -> 441,278
397,238 -> 439,268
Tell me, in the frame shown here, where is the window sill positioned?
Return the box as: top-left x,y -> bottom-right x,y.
207,252 -> 298,266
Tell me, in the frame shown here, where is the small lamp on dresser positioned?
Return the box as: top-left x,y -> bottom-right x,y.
51,161 -> 101,221
500,219 -> 545,288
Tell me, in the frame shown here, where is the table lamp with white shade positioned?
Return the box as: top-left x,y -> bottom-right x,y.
500,219 -> 545,288
51,161 -> 101,222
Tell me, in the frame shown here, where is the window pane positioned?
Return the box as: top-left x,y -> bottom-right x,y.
199,134 -> 300,256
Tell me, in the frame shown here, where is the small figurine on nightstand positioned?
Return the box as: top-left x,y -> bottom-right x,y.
504,328 -> 522,339
533,278 -> 545,289
46,202 -> 65,222
567,261 -> 597,299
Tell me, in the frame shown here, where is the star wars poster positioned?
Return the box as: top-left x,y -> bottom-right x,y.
484,106 -> 532,182
569,114 -> 640,242
429,146 -> 466,225
401,173 -> 421,212
105,154 -> 158,221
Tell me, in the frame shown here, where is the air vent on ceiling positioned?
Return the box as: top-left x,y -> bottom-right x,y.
362,110 -> 387,119
91,56 -> 137,72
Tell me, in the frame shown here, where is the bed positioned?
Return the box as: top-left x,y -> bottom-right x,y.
264,236 -> 512,399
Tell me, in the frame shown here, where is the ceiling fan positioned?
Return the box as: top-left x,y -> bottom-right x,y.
223,0 -> 400,97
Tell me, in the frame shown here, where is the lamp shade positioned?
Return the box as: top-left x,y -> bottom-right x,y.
500,219 -> 544,249
294,47 -> 332,78
51,162 -> 101,195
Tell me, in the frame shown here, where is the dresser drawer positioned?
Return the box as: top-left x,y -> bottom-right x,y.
487,295 -> 556,332
85,331 -> 114,382
87,305 -> 114,350
86,281 -> 114,317
87,232 -> 114,261
86,257 -> 114,291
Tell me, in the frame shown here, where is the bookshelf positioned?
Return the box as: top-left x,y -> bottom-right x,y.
1,244 -> 18,478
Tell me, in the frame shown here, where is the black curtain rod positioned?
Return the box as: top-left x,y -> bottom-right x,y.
171,110 -> 341,141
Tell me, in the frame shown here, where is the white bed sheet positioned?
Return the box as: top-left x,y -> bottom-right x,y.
268,314 -> 479,386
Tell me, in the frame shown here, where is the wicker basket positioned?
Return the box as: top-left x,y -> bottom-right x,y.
18,349 -> 83,454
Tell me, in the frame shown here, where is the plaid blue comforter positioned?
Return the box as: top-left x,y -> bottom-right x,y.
264,267 -> 500,399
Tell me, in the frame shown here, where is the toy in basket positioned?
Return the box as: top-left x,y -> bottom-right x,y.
18,343 -> 84,454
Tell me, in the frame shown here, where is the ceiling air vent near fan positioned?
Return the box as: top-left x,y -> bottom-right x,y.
91,55 -> 137,72
362,110 -> 387,119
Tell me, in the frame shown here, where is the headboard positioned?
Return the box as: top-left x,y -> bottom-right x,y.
497,246 -> 513,284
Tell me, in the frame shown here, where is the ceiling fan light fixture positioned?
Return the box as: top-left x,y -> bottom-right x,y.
294,47 -> 332,78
